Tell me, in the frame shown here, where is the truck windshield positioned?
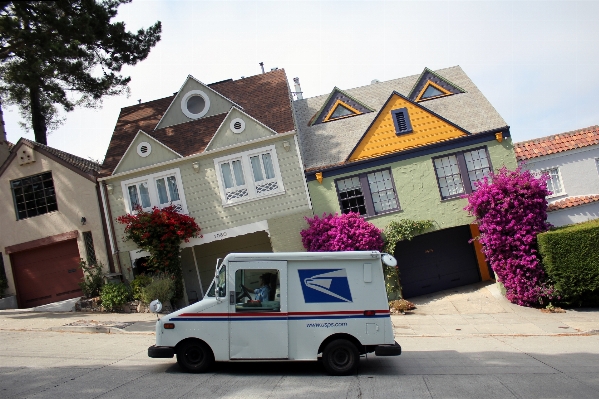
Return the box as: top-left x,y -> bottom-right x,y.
206,264 -> 226,297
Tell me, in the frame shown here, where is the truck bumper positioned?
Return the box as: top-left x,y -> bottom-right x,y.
148,345 -> 175,358
375,341 -> 402,356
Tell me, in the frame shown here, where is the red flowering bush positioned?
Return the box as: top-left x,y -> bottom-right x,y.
300,213 -> 383,252
117,205 -> 201,300
465,167 -> 554,306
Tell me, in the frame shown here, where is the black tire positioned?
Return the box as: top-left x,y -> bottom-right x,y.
176,340 -> 214,373
322,339 -> 359,376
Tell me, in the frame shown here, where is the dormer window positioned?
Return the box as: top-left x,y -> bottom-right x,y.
329,104 -> 353,119
181,90 -> 211,119
421,85 -> 444,99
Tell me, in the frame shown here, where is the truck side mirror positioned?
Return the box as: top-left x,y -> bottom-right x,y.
381,254 -> 397,267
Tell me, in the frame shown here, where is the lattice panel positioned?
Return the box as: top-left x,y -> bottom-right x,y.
226,189 -> 249,201
256,181 -> 278,194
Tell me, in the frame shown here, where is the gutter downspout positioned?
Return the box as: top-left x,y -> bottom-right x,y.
100,181 -> 123,278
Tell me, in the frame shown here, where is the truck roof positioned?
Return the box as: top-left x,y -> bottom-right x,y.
224,251 -> 382,262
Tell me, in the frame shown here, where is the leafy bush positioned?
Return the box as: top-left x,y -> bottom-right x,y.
78,259 -> 105,298
465,167 -> 553,306
300,212 -> 383,252
117,205 -> 200,302
538,219 -> 599,306
100,282 -> 131,311
382,219 -> 435,299
140,274 -> 175,305
130,274 -> 152,301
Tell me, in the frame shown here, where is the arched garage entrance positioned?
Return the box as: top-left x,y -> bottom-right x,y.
394,225 -> 481,298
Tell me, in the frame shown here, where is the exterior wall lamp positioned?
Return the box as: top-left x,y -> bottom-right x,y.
192,162 -> 200,173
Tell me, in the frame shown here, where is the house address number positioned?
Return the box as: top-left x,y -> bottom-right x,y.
214,232 -> 228,239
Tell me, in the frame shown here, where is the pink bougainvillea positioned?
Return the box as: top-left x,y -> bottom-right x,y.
301,213 -> 383,252
465,167 -> 553,306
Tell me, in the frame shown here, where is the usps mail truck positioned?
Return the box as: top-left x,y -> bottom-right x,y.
148,251 -> 401,375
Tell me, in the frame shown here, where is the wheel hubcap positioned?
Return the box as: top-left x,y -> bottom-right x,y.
186,348 -> 203,364
332,348 -> 350,368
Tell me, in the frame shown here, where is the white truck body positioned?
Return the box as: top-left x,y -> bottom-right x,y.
149,251 -> 401,374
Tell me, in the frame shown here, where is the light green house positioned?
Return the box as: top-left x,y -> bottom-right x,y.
293,67 -> 518,298
98,70 -> 312,303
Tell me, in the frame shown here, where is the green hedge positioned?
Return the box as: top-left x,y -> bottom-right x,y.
538,219 -> 599,305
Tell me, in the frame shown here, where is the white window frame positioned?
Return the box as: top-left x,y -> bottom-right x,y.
213,144 -> 285,206
120,168 -> 189,214
541,167 -> 565,198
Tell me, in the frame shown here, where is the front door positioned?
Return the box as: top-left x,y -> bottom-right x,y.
228,261 -> 288,359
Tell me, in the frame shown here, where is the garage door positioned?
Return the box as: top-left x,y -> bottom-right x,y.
394,225 -> 481,298
11,239 -> 84,308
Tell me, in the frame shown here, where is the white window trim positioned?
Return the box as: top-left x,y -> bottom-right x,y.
120,167 -> 189,214
213,144 -> 285,207
541,167 -> 566,198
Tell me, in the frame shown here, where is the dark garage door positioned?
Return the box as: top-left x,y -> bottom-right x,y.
394,225 -> 481,298
11,239 -> 84,308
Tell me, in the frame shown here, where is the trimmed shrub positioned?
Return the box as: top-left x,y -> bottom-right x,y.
100,282 -> 132,311
300,212 -> 383,252
140,274 -> 175,305
538,219 -> 599,305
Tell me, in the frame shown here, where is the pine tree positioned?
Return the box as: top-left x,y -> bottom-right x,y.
0,0 -> 161,144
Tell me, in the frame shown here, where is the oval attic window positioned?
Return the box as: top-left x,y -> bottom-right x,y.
137,142 -> 152,157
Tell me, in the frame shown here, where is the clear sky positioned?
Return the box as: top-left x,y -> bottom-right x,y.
3,0 -> 599,162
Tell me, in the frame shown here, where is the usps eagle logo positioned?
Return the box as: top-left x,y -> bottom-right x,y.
298,269 -> 353,303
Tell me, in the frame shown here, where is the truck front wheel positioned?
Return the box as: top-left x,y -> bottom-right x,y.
322,339 -> 359,376
176,340 -> 214,373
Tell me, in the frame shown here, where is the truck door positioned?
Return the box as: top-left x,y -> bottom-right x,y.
228,261 -> 288,359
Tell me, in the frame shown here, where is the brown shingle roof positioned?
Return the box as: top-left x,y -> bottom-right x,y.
514,125 -> 599,161
100,69 -> 294,176
547,195 -> 599,212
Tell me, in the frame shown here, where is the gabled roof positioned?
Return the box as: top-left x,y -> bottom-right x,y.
547,195 -> 599,212
514,125 -> 599,161
308,87 -> 374,126
0,138 -> 101,180
407,67 -> 465,101
293,66 -> 508,171
100,69 -> 294,176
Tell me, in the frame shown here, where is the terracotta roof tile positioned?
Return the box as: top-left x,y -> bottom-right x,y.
514,125 -> 599,161
100,69 -> 293,176
23,138 -> 100,175
547,195 -> 599,212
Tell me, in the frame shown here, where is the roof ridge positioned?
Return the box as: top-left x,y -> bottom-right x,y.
515,125 -> 599,146
22,138 -> 101,174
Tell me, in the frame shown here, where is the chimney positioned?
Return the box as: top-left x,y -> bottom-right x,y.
293,77 -> 303,100
259,62 -> 265,74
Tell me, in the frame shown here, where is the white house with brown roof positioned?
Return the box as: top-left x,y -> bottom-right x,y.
0,138 -> 112,308
98,69 -> 312,304
515,125 -> 599,227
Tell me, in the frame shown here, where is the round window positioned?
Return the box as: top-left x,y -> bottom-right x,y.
230,118 -> 245,134
181,90 -> 211,119
137,142 -> 152,157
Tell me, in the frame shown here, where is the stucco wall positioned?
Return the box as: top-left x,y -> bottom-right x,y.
0,150 -> 109,296
267,209 -> 313,252
547,202 -> 599,227
104,134 -> 311,254
520,145 -> 599,203
308,137 -> 517,231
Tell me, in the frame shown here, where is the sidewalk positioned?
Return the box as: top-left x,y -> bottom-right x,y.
391,281 -> 599,337
1,282 -> 598,336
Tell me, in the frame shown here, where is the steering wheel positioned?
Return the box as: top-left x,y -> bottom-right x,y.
236,284 -> 253,302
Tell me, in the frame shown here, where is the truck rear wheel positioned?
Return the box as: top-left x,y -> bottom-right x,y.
322,339 -> 359,376
176,340 -> 214,373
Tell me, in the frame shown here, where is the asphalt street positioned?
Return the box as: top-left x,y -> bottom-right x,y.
1,330 -> 599,399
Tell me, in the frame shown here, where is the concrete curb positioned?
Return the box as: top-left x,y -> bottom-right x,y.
47,326 -> 154,335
